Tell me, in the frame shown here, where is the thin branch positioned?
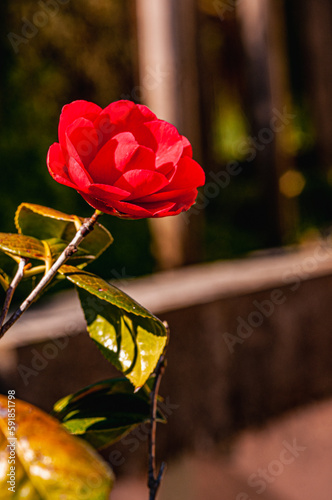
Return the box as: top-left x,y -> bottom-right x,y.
148,326 -> 169,500
0,258 -> 27,330
0,210 -> 102,339
22,265 -> 46,278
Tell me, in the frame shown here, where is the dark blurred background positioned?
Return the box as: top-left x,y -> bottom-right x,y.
2,0 -> 332,278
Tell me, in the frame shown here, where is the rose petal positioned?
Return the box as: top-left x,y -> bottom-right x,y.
136,104 -> 157,121
134,187 -> 193,203
111,199 -> 177,218
129,124 -> 159,151
49,99 -> 205,219
66,118 -> 99,169
155,162 -> 175,178
168,190 -> 198,212
87,183 -> 131,201
80,187 -> 197,219
113,134 -> 146,173
135,200 -> 177,216
87,138 -> 119,184
89,135 -> 157,187
100,100 -> 137,125
168,156 -> 205,190
142,191 -> 198,217
138,190 -> 198,214
99,100 -> 155,125
93,114 -> 116,149
59,100 -> 101,149
79,194 -> 155,218
47,143 -> 78,189
108,199 -> 155,217
144,120 -> 183,169
181,135 -> 193,158
88,132 -> 141,184
93,102 -> 138,147
95,106 -> 157,151
78,193 -> 117,215
67,157 -> 92,191
114,170 -> 168,200
116,144 -> 156,176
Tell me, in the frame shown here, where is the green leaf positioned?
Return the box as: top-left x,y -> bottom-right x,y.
0,395 -> 114,499
15,203 -> 113,262
59,265 -> 167,389
47,237 -> 95,264
52,378 -> 165,449
0,233 -> 46,260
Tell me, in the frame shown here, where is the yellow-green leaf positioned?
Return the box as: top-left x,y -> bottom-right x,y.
15,203 -> 113,261
58,265 -> 167,389
47,237 -> 95,264
52,378 -> 165,449
0,395 -> 114,499
0,233 -> 46,260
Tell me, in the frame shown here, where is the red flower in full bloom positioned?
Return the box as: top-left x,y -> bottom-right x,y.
47,100 -> 205,218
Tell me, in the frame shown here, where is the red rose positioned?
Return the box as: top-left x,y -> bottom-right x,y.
47,100 -> 205,218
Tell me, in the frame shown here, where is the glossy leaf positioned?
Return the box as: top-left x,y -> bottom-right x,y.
0,395 -> 114,499
0,233 -> 46,260
59,265 -> 167,389
47,237 -> 95,264
0,233 -> 93,273
15,203 -> 113,261
59,265 -> 159,319
53,378 -> 165,449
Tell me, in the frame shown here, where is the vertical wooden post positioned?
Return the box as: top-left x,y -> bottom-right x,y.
265,0 -> 299,241
237,0 -> 297,244
136,0 -> 203,269
303,0 -> 332,171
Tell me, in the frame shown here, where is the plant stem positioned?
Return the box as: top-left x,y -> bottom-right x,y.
0,258 -> 27,330
0,210 -> 102,339
148,345 -> 168,500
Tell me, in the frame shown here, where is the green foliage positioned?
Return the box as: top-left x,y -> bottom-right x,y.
0,204 -> 166,389
0,204 -> 113,287
59,265 -> 168,389
53,378 -> 165,449
0,233 -> 46,261
16,203 -> 113,264
0,204 -> 167,496
0,203 -> 167,496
